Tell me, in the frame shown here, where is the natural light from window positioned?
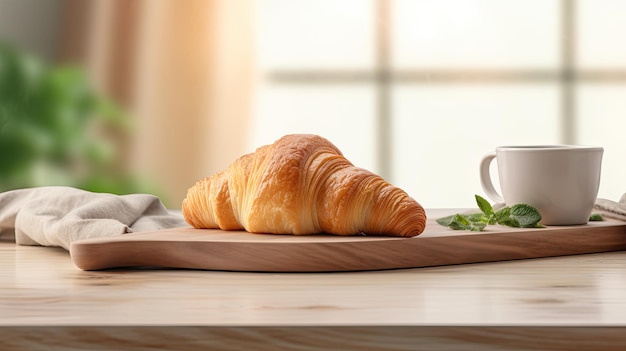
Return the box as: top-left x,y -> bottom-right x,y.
252,0 -> 626,208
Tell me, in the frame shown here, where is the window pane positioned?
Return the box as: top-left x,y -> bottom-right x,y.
251,84 -> 377,171
255,0 -> 375,70
578,0 -> 626,68
393,0 -> 560,69
392,84 -> 560,208
577,84 -> 626,201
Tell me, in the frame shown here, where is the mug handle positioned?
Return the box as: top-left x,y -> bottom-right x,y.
479,152 -> 505,204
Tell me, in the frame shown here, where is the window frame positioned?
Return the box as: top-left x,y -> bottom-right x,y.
263,0 -> 626,180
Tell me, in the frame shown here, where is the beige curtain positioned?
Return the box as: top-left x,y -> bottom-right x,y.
59,0 -> 255,208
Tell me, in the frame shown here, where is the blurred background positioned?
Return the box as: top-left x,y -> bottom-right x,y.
1,0 -> 626,209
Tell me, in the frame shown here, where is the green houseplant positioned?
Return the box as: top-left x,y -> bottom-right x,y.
0,42 -> 157,196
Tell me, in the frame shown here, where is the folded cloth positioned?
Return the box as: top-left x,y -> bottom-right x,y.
0,186 -> 188,250
594,194 -> 626,221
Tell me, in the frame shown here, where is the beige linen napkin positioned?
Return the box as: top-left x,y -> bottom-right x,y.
0,186 -> 187,250
594,194 -> 626,221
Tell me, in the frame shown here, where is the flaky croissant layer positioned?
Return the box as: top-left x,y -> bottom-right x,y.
182,134 -> 426,237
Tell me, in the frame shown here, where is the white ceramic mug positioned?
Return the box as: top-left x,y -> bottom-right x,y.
480,145 -> 603,225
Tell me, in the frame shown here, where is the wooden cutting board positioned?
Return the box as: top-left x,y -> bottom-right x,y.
70,210 -> 626,272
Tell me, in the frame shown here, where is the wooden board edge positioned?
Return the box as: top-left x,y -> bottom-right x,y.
70,222 -> 626,272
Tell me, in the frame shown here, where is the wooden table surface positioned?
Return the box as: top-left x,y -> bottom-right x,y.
2,210 -> 626,350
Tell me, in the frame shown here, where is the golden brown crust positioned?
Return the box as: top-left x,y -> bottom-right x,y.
182,134 -> 426,237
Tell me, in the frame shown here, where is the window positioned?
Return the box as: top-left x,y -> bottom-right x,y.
254,0 -> 626,207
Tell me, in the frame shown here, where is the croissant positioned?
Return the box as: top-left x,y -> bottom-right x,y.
182,134 -> 426,237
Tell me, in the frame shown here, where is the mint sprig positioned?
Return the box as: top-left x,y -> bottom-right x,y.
437,195 -> 543,231
589,213 -> 604,221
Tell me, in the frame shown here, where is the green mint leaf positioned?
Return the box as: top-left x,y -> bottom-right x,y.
454,214 -> 470,226
448,214 -> 471,230
475,195 -> 494,217
437,196 -> 544,231
438,212 -> 489,231
436,213 -> 485,226
467,222 -> 487,231
509,204 -> 543,228
448,222 -> 467,230
436,214 -> 456,227
589,213 -> 604,221
466,212 -> 487,223
498,216 -> 520,227
494,206 -> 511,224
